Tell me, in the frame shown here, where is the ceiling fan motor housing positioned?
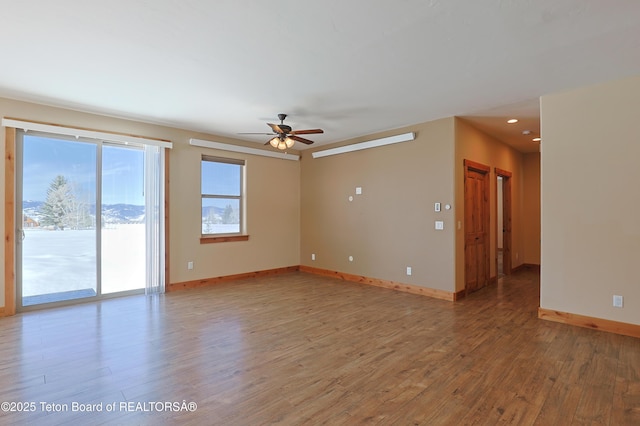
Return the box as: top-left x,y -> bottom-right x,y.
277,114 -> 291,133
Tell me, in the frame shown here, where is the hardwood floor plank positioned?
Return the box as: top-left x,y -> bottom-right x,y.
610,336 -> 640,426
0,269 -> 637,424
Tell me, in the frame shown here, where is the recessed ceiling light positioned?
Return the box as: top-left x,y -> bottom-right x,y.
532,137 -> 541,142
507,118 -> 518,124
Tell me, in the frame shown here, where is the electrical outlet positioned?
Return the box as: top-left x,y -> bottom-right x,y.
613,295 -> 623,308
406,266 -> 412,276
311,253 -> 316,261
187,261 -> 194,270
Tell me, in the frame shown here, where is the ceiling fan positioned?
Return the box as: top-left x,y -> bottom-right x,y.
240,113 -> 323,150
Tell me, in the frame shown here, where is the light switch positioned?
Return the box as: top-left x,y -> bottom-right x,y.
435,221 -> 444,230
613,295 -> 623,308
435,202 -> 441,212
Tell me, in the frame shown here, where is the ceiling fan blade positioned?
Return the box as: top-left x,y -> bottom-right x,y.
268,123 -> 284,134
290,129 -> 324,135
238,132 -> 276,135
290,135 -> 314,145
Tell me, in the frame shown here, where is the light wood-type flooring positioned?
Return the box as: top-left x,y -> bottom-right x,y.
0,269 -> 638,425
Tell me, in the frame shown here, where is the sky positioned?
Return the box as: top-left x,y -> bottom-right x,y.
22,134 -> 145,205
201,160 -> 240,196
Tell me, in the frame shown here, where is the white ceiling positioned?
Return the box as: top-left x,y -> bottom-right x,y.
1,1 -> 640,152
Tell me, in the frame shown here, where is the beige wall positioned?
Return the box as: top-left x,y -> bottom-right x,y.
0,97 -> 301,308
300,118 -> 457,292
540,74 -> 640,325
454,118 -> 526,291
523,152 -> 541,265
171,146 -> 300,282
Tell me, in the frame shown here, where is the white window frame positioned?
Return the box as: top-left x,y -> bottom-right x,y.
200,155 -> 245,237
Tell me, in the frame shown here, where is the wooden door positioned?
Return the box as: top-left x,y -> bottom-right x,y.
464,160 -> 490,293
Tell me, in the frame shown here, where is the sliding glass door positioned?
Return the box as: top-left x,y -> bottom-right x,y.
101,144 -> 145,294
19,135 -> 98,306
17,131 -> 153,309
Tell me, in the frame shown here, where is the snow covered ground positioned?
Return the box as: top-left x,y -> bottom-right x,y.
202,223 -> 240,234
22,224 -> 145,301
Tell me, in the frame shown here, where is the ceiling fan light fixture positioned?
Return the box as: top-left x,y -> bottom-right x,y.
285,137 -> 295,148
270,134 -> 295,150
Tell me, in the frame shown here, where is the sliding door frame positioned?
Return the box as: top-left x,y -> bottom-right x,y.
3,121 -> 171,315
4,127 -> 16,316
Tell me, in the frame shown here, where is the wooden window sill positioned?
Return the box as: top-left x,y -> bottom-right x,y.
200,235 -> 249,244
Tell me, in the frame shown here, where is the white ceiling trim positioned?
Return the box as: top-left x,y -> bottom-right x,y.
311,132 -> 416,159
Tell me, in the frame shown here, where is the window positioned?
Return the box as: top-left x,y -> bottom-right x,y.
201,155 -> 245,237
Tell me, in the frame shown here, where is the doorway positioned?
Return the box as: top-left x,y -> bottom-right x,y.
496,169 -> 512,277
464,160 -> 490,294
16,131 -> 147,309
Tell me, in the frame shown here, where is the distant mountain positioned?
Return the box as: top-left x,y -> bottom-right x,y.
101,204 -> 145,224
22,201 -> 145,224
23,200 -> 42,210
23,201 -> 231,225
